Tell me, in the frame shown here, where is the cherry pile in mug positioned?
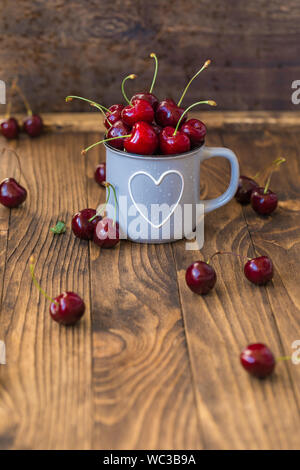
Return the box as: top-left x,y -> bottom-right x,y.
66,54 -> 216,156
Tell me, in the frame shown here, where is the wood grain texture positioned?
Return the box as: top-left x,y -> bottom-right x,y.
0,117 -> 300,449
172,131 -> 300,449
0,134 -> 93,449
85,138 -> 202,449
0,0 -> 299,111
4,112 -> 300,134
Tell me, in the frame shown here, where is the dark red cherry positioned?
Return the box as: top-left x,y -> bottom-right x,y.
124,121 -> 158,155
240,343 -> 275,378
93,217 -> 120,248
23,114 -> 43,137
104,104 -> 124,129
244,256 -> 273,285
151,122 -> 162,136
121,99 -> 154,127
0,177 -> 27,208
251,187 -> 278,215
106,120 -> 130,150
50,291 -> 85,325
131,92 -> 159,110
185,261 -> 216,295
235,176 -> 259,204
1,117 -> 20,139
155,99 -> 187,128
159,126 -> 190,155
94,163 -> 106,187
180,118 -> 206,147
72,208 -> 101,240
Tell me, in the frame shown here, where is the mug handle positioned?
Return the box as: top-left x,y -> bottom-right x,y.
199,146 -> 240,213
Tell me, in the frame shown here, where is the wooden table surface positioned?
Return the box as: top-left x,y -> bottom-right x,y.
0,112 -> 299,450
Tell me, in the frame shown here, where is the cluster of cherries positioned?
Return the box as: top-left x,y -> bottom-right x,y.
0,79 -> 44,139
66,54 -> 216,156
235,157 -> 285,216
1,56 -> 292,378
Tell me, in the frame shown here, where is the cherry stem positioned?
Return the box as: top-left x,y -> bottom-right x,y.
108,181 -> 118,226
149,53 -> 158,94
121,74 -> 136,105
207,251 -> 250,265
276,355 -> 291,362
173,100 -> 217,135
177,59 -> 211,107
264,157 -> 285,194
5,78 -> 18,119
82,134 -> 131,155
29,257 -> 58,305
1,146 -> 23,182
65,95 -> 109,112
15,84 -> 32,116
90,102 -> 110,121
89,184 -> 111,222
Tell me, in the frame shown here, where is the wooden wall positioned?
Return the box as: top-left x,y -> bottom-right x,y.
0,0 -> 300,112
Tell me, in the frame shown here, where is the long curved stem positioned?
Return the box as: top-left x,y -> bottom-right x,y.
263,157 -> 286,194
121,74 -> 136,105
15,84 -> 32,116
89,184 -> 111,222
207,251 -> 249,265
82,134 -> 131,155
177,59 -> 211,107
29,257 -> 58,305
149,53 -> 158,93
1,147 -> 23,182
173,100 -> 216,135
5,78 -> 18,119
65,95 -> 109,112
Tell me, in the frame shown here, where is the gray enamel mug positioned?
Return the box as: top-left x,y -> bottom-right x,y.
105,143 -> 239,244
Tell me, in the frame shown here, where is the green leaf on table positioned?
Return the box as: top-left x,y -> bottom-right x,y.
50,221 -> 66,234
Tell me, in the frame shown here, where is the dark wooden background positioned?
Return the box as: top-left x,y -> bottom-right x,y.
1,0 -> 300,112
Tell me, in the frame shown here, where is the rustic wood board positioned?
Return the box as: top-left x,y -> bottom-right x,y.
1,0 -> 300,112
0,116 -> 299,449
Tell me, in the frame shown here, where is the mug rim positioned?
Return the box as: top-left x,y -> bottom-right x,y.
104,142 -> 205,160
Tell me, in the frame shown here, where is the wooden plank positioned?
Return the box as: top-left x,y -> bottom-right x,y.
85,134 -> 203,450
0,133 -> 93,449
223,129 -> 300,406
3,112 -> 300,134
172,130 -> 300,449
1,0 -> 300,111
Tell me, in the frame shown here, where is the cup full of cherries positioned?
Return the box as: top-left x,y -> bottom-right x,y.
66,54 -> 240,243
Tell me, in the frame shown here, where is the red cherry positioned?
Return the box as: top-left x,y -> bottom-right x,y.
50,292 -> 85,326
185,261 -> 216,295
72,208 -> 101,240
131,92 -> 159,110
240,343 -> 275,378
251,187 -> 278,215
1,117 -> 20,139
0,177 -> 27,208
235,175 -> 259,204
159,126 -> 190,155
94,163 -> 106,187
244,256 -> 273,285
23,114 -> 43,137
106,120 -> 130,150
124,121 -> 158,155
104,104 -> 124,129
180,118 -> 206,147
155,99 -> 186,127
151,122 -> 162,136
93,217 -> 120,248
121,99 -> 154,127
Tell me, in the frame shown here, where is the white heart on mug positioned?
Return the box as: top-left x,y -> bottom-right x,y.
128,170 -> 184,229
